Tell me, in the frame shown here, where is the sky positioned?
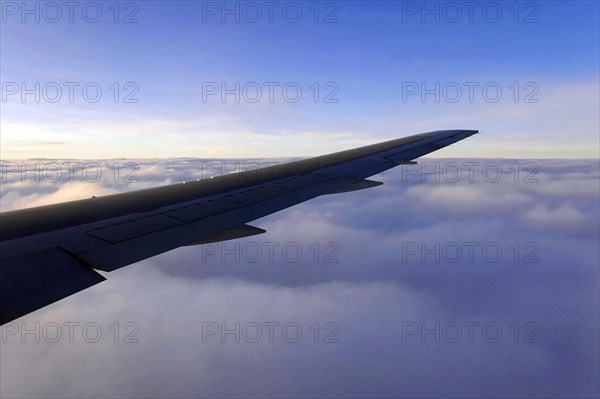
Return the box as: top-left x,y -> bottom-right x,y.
1,0 -> 599,159
0,1 -> 599,398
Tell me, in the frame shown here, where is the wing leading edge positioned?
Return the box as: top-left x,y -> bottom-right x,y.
0,129 -> 478,324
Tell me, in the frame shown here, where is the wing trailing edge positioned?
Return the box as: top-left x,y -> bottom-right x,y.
329,179 -> 383,194
185,224 -> 267,246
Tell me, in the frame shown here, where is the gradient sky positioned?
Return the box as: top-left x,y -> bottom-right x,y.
1,0 -> 599,159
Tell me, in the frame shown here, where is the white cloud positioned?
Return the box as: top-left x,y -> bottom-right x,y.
0,158 -> 598,398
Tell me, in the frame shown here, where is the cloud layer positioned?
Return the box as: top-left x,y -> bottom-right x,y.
1,158 -> 598,398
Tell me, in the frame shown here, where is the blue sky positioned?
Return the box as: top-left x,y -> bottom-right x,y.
1,1 -> 598,158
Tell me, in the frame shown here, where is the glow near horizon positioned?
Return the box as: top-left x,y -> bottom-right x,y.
0,1 -> 598,159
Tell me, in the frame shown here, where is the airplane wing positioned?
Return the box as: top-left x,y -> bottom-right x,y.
0,129 -> 478,324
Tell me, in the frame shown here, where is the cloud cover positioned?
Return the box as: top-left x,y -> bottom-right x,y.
1,158 -> 598,398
